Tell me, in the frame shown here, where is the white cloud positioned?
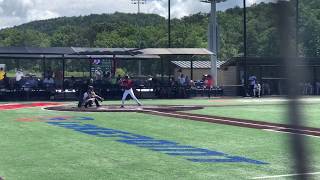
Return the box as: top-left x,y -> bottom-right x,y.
26,9 -> 59,22
144,0 -> 209,18
138,0 -> 277,18
0,16 -> 24,29
0,0 -> 277,30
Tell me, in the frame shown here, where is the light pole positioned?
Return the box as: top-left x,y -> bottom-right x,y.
296,0 -> 299,56
200,0 -> 223,86
168,0 -> 171,48
243,0 -> 247,90
131,0 -> 146,76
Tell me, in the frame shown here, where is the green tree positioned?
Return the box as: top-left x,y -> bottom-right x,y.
94,31 -> 136,48
50,25 -> 90,47
300,0 -> 320,57
0,29 -> 50,47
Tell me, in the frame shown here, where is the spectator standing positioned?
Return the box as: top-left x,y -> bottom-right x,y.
316,82 -> 320,95
0,67 -> 5,81
15,69 -> 24,89
15,69 -> 24,82
248,75 -> 257,97
254,81 -> 261,98
3,73 -> 9,88
204,75 -> 213,89
178,74 -> 186,86
54,70 -> 63,89
204,74 -> 214,98
95,68 -> 103,81
185,75 -> 190,86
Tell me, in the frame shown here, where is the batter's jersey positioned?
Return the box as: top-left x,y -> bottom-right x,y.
122,79 -> 133,90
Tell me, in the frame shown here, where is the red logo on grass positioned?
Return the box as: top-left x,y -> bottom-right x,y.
0,102 -> 62,111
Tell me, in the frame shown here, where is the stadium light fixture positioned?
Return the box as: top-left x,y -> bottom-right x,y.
130,0 -> 161,75
130,0 -> 146,13
130,0 -> 170,48
130,0 -> 161,13
130,0 -> 147,76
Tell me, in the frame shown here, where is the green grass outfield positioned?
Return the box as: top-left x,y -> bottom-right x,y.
188,98 -> 320,128
0,98 -> 320,179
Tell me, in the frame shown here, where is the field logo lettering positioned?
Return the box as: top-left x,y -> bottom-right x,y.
47,121 -> 268,165
16,116 -> 94,122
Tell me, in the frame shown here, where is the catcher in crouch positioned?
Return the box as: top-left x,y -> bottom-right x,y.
120,75 -> 142,108
83,86 -> 104,108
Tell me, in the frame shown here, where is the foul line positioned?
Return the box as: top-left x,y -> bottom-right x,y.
143,110 -> 280,129
143,110 -> 320,138
263,129 -> 320,139
251,172 -> 320,179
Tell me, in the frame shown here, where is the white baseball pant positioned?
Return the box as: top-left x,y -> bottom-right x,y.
121,88 -> 141,106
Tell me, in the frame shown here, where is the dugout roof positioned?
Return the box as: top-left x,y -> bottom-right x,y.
134,48 -> 214,55
171,60 -> 224,69
0,47 -> 213,57
0,54 -> 160,60
0,47 -> 74,55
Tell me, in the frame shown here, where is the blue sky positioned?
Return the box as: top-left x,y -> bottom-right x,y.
0,0 -> 274,30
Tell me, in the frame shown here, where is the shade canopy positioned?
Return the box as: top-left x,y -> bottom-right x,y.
70,47 -> 141,56
172,60 -> 224,69
0,47 -> 213,57
134,48 -> 214,55
0,47 -> 74,55
0,54 -> 160,60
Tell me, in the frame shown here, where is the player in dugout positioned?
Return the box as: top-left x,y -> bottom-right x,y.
120,75 -> 142,108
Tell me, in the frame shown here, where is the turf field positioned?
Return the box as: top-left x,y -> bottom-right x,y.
0,98 -> 320,179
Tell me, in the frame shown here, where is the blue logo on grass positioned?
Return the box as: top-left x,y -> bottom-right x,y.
47,116 -> 94,121
47,121 -> 268,165
16,116 -> 94,122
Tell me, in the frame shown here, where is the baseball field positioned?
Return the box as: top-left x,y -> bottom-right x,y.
0,97 -> 320,179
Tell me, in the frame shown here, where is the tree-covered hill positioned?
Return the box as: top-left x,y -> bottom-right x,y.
0,0 -> 319,60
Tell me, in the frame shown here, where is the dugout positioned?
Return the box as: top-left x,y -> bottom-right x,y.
0,47 -> 214,100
